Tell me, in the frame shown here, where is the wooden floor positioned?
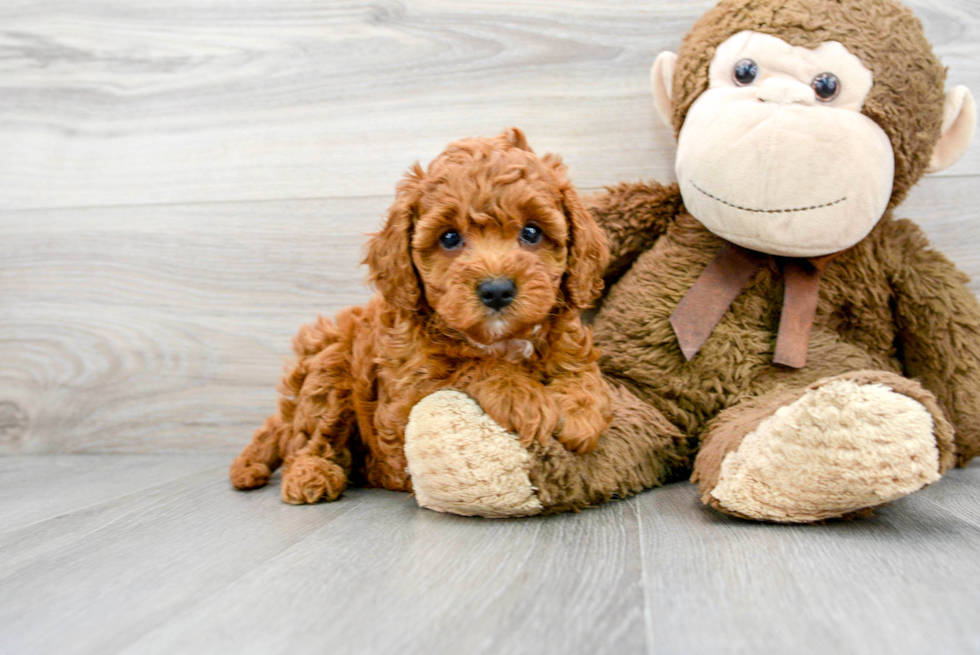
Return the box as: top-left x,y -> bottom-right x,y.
0,455 -> 977,655
3,0 -> 980,653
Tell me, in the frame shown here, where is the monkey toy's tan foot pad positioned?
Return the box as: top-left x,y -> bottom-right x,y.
404,390 -> 543,518
694,372 -> 955,523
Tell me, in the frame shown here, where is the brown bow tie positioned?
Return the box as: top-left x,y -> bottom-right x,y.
669,242 -> 838,368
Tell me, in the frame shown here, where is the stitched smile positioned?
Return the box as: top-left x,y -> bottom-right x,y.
692,181 -> 846,214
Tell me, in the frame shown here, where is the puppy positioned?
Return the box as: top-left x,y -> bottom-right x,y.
230,128 -> 612,504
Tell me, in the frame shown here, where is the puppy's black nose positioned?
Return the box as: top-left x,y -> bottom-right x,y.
478,278 -> 516,310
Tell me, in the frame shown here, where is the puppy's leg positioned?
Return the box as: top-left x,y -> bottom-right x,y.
230,412 -> 288,490
547,367 -> 612,455
280,421 -> 354,505
465,373 -> 559,449
231,313 -> 356,501
231,372 -> 306,490
279,343 -> 358,505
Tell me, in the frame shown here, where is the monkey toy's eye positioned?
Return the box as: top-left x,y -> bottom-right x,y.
439,230 -> 462,250
812,72 -> 841,102
519,224 -> 543,245
733,59 -> 759,86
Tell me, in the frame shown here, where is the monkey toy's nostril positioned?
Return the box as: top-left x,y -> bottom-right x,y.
756,77 -> 816,106
478,278 -> 516,310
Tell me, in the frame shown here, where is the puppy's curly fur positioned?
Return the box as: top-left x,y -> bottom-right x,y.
230,128 -> 612,504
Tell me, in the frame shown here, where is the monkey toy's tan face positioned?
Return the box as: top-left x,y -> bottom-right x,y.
411,171 -> 570,345
652,30 -> 976,258
677,31 -> 892,257
668,31 -> 895,257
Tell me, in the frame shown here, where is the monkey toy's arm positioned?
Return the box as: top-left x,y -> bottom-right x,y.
888,219 -> 980,467
584,181 -> 683,283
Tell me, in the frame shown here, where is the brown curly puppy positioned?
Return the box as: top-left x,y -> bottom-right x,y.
230,128 -> 612,504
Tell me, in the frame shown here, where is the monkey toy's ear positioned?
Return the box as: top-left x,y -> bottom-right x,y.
927,86 -> 976,174
651,51 -> 678,133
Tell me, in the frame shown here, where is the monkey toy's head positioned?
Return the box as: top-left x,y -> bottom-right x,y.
651,0 -> 976,258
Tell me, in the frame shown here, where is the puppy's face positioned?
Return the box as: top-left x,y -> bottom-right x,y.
365,129 -> 609,343
412,161 -> 569,343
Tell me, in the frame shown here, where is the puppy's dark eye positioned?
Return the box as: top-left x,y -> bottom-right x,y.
439,230 -> 462,250
733,59 -> 759,86
811,72 -> 841,101
519,224 -> 543,245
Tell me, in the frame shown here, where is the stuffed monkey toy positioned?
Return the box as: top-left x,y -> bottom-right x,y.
403,0 -> 980,522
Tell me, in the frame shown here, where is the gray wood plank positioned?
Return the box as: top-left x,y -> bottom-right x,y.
0,454 -> 226,533
120,498 -> 646,655
0,0 -> 976,211
0,458 -> 646,655
914,460 -> 980,528
0,457 -> 978,655
0,198 -> 378,455
0,463 -> 377,655
636,477 -> 980,655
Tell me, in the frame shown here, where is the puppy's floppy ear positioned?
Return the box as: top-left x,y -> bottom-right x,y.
502,127 -> 532,152
364,163 -> 427,313
544,154 -> 610,310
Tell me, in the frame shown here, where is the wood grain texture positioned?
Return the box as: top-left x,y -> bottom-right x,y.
124,496 -> 646,655
0,462 -> 370,655
1,198 -> 379,454
0,0 -> 977,210
0,454 -> 226,532
0,456 -> 977,655
0,457 -> 646,655
636,463 -> 980,655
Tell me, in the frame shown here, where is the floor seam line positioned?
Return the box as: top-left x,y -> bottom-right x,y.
634,498 -> 655,655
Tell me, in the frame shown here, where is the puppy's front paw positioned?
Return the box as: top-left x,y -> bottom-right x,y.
556,407 -> 605,455
505,392 -> 560,449
469,380 -> 559,448
549,385 -> 612,454
281,455 -> 347,504
230,456 -> 271,490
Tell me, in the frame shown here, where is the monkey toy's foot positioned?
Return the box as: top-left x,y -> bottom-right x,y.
404,390 -> 544,518
405,385 -> 689,517
693,371 -> 957,523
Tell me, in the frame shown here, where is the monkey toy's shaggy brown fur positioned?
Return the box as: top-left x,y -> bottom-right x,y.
230,129 -> 612,504
404,0 -> 980,522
